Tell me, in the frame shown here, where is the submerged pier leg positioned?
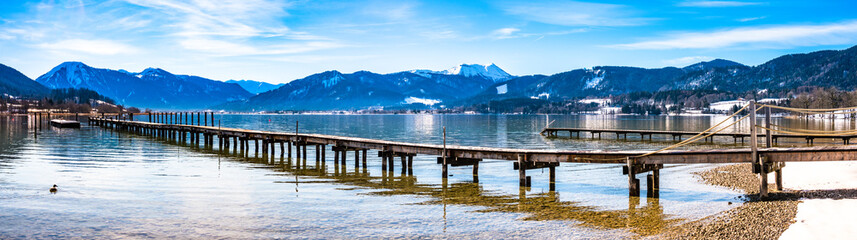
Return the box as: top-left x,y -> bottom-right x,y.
627,158 -> 640,197
381,152 -> 387,171
776,167 -> 783,191
518,154 -> 527,187
400,155 -> 406,175
362,150 -> 368,170
321,145 -> 326,167
338,149 -> 345,172
407,155 -> 413,176
549,165 -> 556,192
334,149 -> 340,171
255,139 -> 259,157
473,161 -> 479,183
271,141 -> 276,160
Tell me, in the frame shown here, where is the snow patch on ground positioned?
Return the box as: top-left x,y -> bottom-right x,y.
779,161 -> 857,240
584,69 -> 605,89
496,84 -> 508,94
403,96 -> 440,106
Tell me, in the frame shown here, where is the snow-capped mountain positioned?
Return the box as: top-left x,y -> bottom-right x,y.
36,62 -> 252,109
409,63 -> 513,82
225,80 -> 285,94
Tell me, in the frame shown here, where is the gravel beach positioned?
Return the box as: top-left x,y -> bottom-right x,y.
661,164 -> 799,240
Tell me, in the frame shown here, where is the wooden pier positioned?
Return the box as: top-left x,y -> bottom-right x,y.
85,102 -> 857,199
541,127 -> 857,144
49,119 -> 81,128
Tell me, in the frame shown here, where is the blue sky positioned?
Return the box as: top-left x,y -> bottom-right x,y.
1,0 -> 856,84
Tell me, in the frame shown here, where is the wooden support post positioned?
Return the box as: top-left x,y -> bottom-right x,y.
627,157 -> 640,196
442,127 -> 448,179
334,149 -> 340,169
518,154 -> 526,187
254,139 -> 259,157
280,142 -> 285,159
381,152 -> 387,171
302,144 -> 307,161
295,142 -> 301,160
321,145 -> 326,167
473,160 -> 479,183
316,145 -> 321,163
407,154 -> 413,176
288,141 -> 293,160
776,168 -> 783,191
362,150 -> 368,169
750,101 -> 768,198
271,141 -> 276,160
549,165 -> 556,192
386,152 -> 393,172
239,138 -> 245,154
400,155 -> 406,175
218,136 -> 223,151
262,140 -> 268,156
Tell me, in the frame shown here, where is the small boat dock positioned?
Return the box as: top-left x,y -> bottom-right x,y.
50,119 -> 81,128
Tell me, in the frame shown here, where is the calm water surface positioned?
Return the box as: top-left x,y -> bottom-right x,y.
1,114 -> 844,238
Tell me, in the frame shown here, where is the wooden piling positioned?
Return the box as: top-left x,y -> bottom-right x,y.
750,101 -> 768,198
518,154 -> 526,187
548,165 -> 555,191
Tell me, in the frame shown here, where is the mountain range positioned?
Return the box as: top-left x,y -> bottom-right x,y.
219,64 -> 510,111
2,45 -> 857,111
34,62 -> 252,110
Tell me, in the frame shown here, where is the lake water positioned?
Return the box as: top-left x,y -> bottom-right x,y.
0,114 -> 842,238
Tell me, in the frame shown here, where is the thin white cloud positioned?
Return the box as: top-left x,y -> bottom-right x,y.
663,56 -> 714,66
738,16 -> 766,22
492,28 -> 520,39
487,28 -> 587,40
121,0 -> 342,56
499,0 -> 653,27
678,1 -> 764,7
180,38 -> 346,56
613,20 -> 857,49
37,39 -> 141,55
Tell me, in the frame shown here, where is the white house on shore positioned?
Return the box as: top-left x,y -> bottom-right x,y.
709,99 -> 748,112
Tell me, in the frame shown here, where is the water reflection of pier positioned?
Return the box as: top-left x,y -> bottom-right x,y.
138,131 -> 676,236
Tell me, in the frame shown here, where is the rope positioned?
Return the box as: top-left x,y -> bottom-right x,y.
768,124 -> 857,134
762,104 -> 857,114
575,104 -> 754,162
636,112 -> 752,158
757,125 -> 857,137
